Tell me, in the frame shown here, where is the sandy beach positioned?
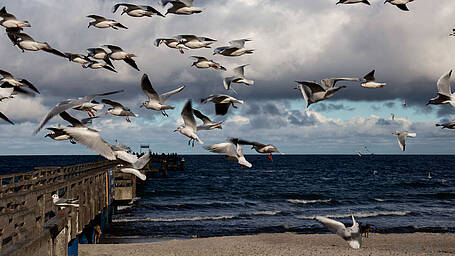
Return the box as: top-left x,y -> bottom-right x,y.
79,233 -> 455,256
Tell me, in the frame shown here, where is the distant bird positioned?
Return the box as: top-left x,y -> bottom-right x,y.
392,131 -> 416,151
294,81 -> 346,108
102,99 -> 138,123
0,70 -> 40,94
435,120 -> 455,129
104,45 -> 139,71
112,3 -> 165,18
174,100 -> 203,147
428,172 -> 432,179
65,53 -> 92,68
73,100 -> 104,117
336,0 -> 370,5
140,74 -> 185,116
86,48 -> 115,68
87,15 -> 127,29
177,35 -> 216,49
384,0 -> 414,11
391,113 -> 395,120
6,31 -> 66,58
321,77 -> 361,89
190,56 -> 226,71
315,215 -> 362,249
450,29 -> 455,37
193,109 -> 223,131
115,150 -> 151,181
0,112 -> 13,125
223,65 -> 254,92
402,99 -> 407,107
33,90 -> 123,135
427,70 -> 454,106
52,194 -> 79,208
0,7 -> 31,30
85,60 -> 117,73
201,94 -> 244,115
161,0 -> 203,15
214,39 -> 254,57
155,38 -> 190,54
234,138 -> 283,162
204,139 -> 252,168
361,70 -> 386,88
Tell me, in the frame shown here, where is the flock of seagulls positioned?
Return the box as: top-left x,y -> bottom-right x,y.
0,0 -> 452,249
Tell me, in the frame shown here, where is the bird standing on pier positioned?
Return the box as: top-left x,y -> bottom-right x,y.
102,99 -> 138,123
52,194 -> 79,208
315,215 -> 362,249
174,100 -> 203,147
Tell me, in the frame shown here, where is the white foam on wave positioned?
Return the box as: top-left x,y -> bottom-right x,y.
374,198 -> 386,202
297,210 -> 411,220
287,199 -> 332,205
247,211 -> 281,216
117,205 -> 132,211
112,215 -> 236,223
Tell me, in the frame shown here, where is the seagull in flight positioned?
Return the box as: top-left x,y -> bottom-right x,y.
392,131 -> 416,151
361,70 -> 386,88
155,38 -> 189,54
427,70 -> 455,107
384,0 -> 414,11
214,39 -> 254,57
315,215 -> 362,249
6,31 -> 66,58
174,100 -> 203,147
112,3 -> 165,18
201,94 -> 244,115
336,0 -> 370,5
87,15 -> 127,29
205,139 -> 252,168
104,45 -> 140,71
0,70 -> 40,94
294,81 -> 346,108
161,0 -> 203,15
140,74 -> 185,116
102,99 -> 138,123
223,65 -> 254,92
0,7 -> 31,30
193,109 -> 223,131
190,56 -> 226,71
233,138 -> 283,162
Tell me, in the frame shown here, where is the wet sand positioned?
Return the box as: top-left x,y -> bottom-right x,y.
79,232 -> 455,256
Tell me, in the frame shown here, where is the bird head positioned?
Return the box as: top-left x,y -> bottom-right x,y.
121,7 -> 128,15
173,126 -> 183,133
140,101 -> 148,108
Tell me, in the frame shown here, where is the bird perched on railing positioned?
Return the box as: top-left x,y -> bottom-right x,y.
52,194 -> 79,208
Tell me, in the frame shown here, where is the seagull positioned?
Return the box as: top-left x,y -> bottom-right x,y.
450,29 -> 455,37
0,70 -> 40,94
233,138 -> 283,162
392,131 -> 416,151
45,111 -> 97,144
177,35 -> 216,49
84,60 -> 117,73
204,139 -> 252,168
315,215 -> 362,249
403,99 -> 407,107
86,48 -> 115,68
193,109 -> 223,130
190,56 -> 226,71
214,39 -> 254,57
361,70 -> 386,88
435,120 -> 455,129
428,172 -> 432,179
140,74 -> 185,116
0,7 -> 31,30
294,81 -> 346,108
104,45 -> 140,71
115,150 -> 151,181
0,112 -> 13,125
101,99 -> 138,123
155,38 -> 189,54
0,85 -> 33,100
115,139 -> 132,153
336,0 -> 370,4
65,53 -> 92,68
87,15 -> 127,29
52,194 -> 79,208
391,113 -> 395,120
112,3 -> 165,18
223,65 -> 254,92
161,0 -> 203,15
321,77 -> 361,89
200,94 -> 244,115
174,100 -> 203,147
384,0 -> 414,11
73,100 -> 104,117
6,31 -> 66,58
427,70 -> 455,106
33,90 -> 124,135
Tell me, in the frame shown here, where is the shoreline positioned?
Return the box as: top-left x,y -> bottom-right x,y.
80,232 -> 455,256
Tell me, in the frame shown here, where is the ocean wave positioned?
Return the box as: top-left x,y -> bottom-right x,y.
287,199 -> 332,205
297,210 -> 412,220
373,198 -> 386,202
137,201 -> 254,210
113,215 -> 236,223
243,211 -> 282,216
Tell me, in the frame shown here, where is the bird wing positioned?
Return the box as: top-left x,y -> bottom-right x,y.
19,79 -> 40,94
233,65 -> 248,78
181,100 -> 197,131
215,103 -> 230,115
42,47 -> 67,58
118,167 -> 146,181
87,47 -> 105,56
59,111 -> 84,127
112,3 -> 138,13
193,109 -> 212,124
104,45 -> 123,53
235,144 -> 252,168
321,78 -> 361,88
101,99 -> 125,109
234,139 -> 266,147
0,13 -> 16,20
0,112 -> 14,125
123,58 -> 140,71
223,77 -> 235,91
132,151 -> 151,170
437,70 -> 452,97
81,116 -> 98,126
296,81 -> 325,93
115,150 -> 138,164
363,70 -> 376,82
177,34 -> 199,42
229,39 -> 250,48
0,70 -> 13,79
14,32 -> 34,42
406,132 -> 417,138
87,15 -> 107,21
0,86 -> 14,97
62,127 -> 116,160
315,216 -> 347,236
190,56 -> 208,61
204,142 -> 236,156
160,85 -> 185,103
140,74 -> 160,102
395,4 -> 409,11
397,133 -> 406,151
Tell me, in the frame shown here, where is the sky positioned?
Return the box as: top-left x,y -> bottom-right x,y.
1,0 -> 455,155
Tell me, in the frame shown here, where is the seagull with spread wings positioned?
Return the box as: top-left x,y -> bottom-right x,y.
6,31 -> 66,58
233,138 -> 282,162
392,131 -> 416,152
204,139 -> 252,168
190,56 -> 226,71
112,3 -> 165,18
361,70 -> 387,88
214,39 -> 254,57
174,100 -> 203,147
155,38 -> 190,54
201,94 -> 244,115
87,15 -> 127,29
223,65 -> 254,92
0,70 -> 39,94
321,77 -> 361,89
0,7 -> 31,30
384,0 -> 414,11
105,45 -> 140,71
427,70 -> 455,106
161,0 -> 202,15
140,74 -> 185,116
315,215 -> 362,249
86,48 -> 115,68
102,99 -> 138,123
193,109 -> 223,131
294,81 -> 346,108
177,35 -> 216,49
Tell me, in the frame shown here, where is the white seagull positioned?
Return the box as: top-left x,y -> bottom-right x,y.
294,81 -> 346,108
52,194 -> 79,208
161,0 -> 202,15
193,109 -> 223,131
214,39 -> 254,57
45,111 -> 97,144
361,70 -> 386,88
392,131 -> 416,151
104,45 -> 140,71
0,7 -> 31,30
102,99 -> 138,123
177,35 -> 216,49
427,70 -> 455,107
174,100 -> 203,147
73,100 -> 104,117
6,31 -> 66,58
190,56 -> 226,71
201,94 -> 244,115
315,215 -> 362,249
84,60 -> 117,73
87,15 -> 128,29
115,150 -> 151,181
140,74 -> 185,116
0,70 -> 40,94
384,0 -> 414,11
112,3 -> 165,18
234,138 -> 283,162
223,65 -> 254,92
204,139 -> 252,168
155,38 -> 189,54
436,120 -> 455,129
86,47 -> 115,68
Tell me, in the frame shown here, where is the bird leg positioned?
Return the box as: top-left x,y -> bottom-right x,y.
86,110 -> 92,117
192,140 -> 195,147
126,116 -> 131,123
188,139 -> 191,146
89,109 -> 96,116
268,153 -> 273,162
179,48 -> 184,54
69,139 -> 76,144
232,103 -> 238,109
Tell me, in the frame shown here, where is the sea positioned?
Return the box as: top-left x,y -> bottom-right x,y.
1,155 -> 454,242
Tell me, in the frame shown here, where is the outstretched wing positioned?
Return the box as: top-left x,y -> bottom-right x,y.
0,70 -> 13,79
0,112 -> 14,125
87,15 -> 107,21
363,70 -> 376,82
229,39 -> 251,48
321,78 -> 361,88
193,109 -> 212,124
437,70 -> 452,97
104,45 -> 123,53
295,81 -> 325,93
140,74 -> 160,101
101,99 -> 125,109
204,142 -> 236,157
181,100 -> 196,131
160,85 -> 185,103
233,65 -> 248,78
315,216 -> 347,236
59,111 -> 84,127
62,127 -> 116,160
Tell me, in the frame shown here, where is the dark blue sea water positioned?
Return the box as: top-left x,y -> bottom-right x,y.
1,155 -> 454,241
106,155 -> 455,240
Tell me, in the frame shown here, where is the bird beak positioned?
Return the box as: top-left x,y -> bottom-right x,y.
173,129 -> 178,132
293,87 -> 299,90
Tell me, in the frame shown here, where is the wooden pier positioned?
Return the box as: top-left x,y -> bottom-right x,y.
0,153 -> 184,256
